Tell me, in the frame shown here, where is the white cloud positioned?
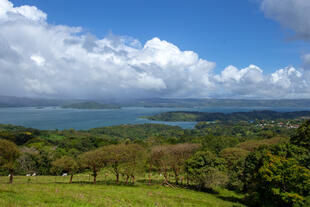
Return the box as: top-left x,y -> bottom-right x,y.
31,55 -> 45,66
215,65 -> 263,84
213,65 -> 309,98
0,0 -> 309,99
0,0 -> 46,22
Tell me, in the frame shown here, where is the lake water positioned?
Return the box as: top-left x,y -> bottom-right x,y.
0,106 -> 309,130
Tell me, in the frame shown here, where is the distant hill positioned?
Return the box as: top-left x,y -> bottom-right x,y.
0,95 -> 74,107
2,95 -> 310,108
126,98 -> 310,108
62,101 -> 121,109
146,110 -> 310,122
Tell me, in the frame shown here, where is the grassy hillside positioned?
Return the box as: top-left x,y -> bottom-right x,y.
0,176 -> 245,207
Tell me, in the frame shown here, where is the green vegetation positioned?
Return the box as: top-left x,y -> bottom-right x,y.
0,139 -> 19,183
0,176 -> 245,207
0,116 -> 309,206
146,110 -> 310,122
62,101 -> 121,109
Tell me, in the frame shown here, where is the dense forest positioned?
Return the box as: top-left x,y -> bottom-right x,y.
0,118 -> 309,207
146,110 -> 310,122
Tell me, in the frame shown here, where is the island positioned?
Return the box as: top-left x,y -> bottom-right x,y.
61,101 -> 121,110
145,110 -> 310,122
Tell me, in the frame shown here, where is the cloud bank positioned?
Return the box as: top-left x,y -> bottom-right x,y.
0,0 -> 309,99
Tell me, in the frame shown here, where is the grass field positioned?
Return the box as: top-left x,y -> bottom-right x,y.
0,175 -> 246,207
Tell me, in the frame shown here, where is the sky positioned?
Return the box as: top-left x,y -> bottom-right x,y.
0,0 -> 310,99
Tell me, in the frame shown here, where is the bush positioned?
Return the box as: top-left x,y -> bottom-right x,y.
185,151 -> 227,190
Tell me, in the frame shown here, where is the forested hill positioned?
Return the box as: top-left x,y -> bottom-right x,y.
146,110 -> 310,122
61,101 -> 121,109
3,95 -> 310,108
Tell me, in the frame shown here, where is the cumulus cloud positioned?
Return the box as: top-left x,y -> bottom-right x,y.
0,0 -> 46,22
213,65 -> 309,98
0,0 -> 309,99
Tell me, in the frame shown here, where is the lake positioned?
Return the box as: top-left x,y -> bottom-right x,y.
0,106 -> 309,130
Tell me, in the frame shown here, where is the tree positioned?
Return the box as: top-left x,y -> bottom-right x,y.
151,145 -> 171,185
52,156 -> 78,183
291,119 -> 310,149
0,139 -> 20,183
185,150 -> 227,190
102,144 -> 128,183
168,143 -> 200,184
79,149 -> 105,184
243,141 -> 310,207
244,150 -> 310,207
220,147 -> 249,191
17,147 -> 39,175
121,144 -> 146,184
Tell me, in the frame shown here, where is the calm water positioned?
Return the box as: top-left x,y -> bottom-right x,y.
0,106 -> 309,130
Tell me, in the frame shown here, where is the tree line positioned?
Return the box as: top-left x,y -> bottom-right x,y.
0,120 -> 309,207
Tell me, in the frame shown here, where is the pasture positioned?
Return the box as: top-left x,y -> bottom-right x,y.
0,174 -> 245,207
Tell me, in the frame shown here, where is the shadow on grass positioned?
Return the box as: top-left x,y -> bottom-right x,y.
69,180 -> 140,187
216,195 -> 245,206
136,178 -> 163,185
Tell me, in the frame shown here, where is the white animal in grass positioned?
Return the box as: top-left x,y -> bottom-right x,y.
26,174 -> 31,176
32,173 -> 36,176
62,173 -> 68,176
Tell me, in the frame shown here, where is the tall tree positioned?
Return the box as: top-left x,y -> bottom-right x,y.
169,143 -> 200,184
52,156 -> 78,183
121,144 -> 146,184
0,139 -> 20,183
17,147 -> 39,175
151,145 -> 171,184
102,144 -> 130,183
151,144 -> 200,185
79,149 -> 105,184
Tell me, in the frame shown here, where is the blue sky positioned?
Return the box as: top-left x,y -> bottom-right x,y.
10,0 -> 307,73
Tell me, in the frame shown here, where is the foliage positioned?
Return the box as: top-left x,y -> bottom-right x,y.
291,119 -> 310,149
120,144 -> 146,184
101,144 -> 130,183
1,117 -> 310,207
52,156 -> 78,183
243,144 -> 310,207
147,110 -> 310,122
0,139 -> 20,183
185,150 -> 228,190
78,149 -> 105,184
220,147 -> 249,191
236,137 -> 287,152
150,143 -> 200,184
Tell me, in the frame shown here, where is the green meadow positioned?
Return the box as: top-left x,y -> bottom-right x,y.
0,175 -> 245,207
